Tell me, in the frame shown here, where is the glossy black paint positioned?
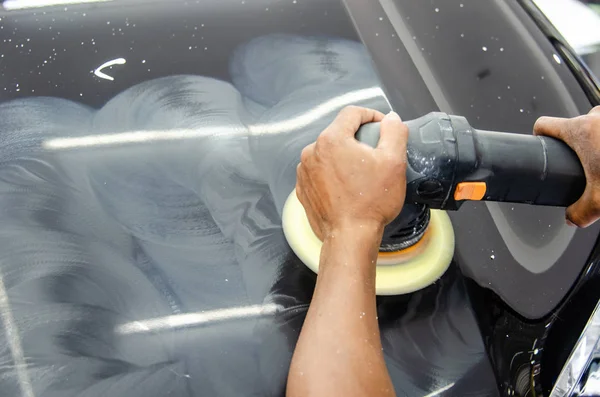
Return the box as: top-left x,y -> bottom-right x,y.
0,0 -> 597,396
517,0 -> 600,106
346,1 -> 600,395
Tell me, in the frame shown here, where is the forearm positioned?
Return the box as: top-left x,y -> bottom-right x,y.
287,224 -> 396,397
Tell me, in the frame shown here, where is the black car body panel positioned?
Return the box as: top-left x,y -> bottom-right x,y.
0,0 -> 598,396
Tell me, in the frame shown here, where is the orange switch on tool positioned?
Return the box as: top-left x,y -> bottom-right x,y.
454,182 -> 487,201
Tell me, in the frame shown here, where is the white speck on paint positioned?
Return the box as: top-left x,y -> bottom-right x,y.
553,53 -> 562,64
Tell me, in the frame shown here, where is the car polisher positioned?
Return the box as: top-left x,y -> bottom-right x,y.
282,112 -> 586,295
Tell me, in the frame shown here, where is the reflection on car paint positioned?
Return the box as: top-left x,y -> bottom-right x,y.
0,34 -> 498,396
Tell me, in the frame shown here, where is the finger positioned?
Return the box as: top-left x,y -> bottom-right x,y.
296,163 -> 303,193
566,186 -> 600,228
305,208 -> 324,241
377,111 -> 408,159
325,106 -> 386,138
533,116 -> 574,142
295,163 -> 311,209
295,167 -> 324,240
300,143 -> 315,165
589,106 -> 600,115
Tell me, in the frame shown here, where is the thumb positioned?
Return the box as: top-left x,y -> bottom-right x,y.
566,186 -> 600,228
377,111 -> 408,160
533,116 -> 573,142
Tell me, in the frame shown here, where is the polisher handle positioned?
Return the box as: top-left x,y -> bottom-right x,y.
356,112 -> 586,210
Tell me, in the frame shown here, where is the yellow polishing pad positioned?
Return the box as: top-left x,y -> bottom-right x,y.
282,190 -> 455,295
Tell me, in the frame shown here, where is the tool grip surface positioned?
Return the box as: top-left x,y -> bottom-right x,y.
356,113 -> 586,209
471,130 -> 584,207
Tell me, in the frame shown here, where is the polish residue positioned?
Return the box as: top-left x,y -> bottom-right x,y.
0,32 -> 497,396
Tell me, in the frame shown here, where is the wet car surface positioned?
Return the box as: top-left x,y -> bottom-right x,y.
0,0 -> 599,396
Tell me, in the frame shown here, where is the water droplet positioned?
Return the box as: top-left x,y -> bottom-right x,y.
142,59 -> 146,63
460,3 -> 464,7
497,96 -> 501,100
482,46 -> 487,51
507,85 -> 511,89
188,46 -> 192,50
490,254 -> 495,260
435,7 -> 440,12
519,109 -> 524,113
106,21 -> 110,25
379,17 -> 383,21
225,278 -> 228,282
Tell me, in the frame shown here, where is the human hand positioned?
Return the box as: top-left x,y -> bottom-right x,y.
534,106 -> 600,227
295,106 -> 408,240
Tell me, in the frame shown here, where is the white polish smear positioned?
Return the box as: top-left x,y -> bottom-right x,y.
94,57 -> 127,81
0,33 -> 494,396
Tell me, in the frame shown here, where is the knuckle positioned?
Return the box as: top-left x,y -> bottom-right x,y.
382,156 -> 406,176
575,114 -> 599,137
300,147 -> 311,163
579,116 -> 594,135
341,105 -> 360,115
591,187 -> 600,207
316,133 -> 332,147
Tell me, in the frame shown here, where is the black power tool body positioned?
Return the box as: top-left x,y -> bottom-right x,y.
355,112 -> 585,251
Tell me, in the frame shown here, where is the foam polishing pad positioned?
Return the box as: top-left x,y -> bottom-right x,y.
282,190 -> 455,295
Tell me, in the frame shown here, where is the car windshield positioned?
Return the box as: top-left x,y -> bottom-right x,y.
0,0 -> 597,396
